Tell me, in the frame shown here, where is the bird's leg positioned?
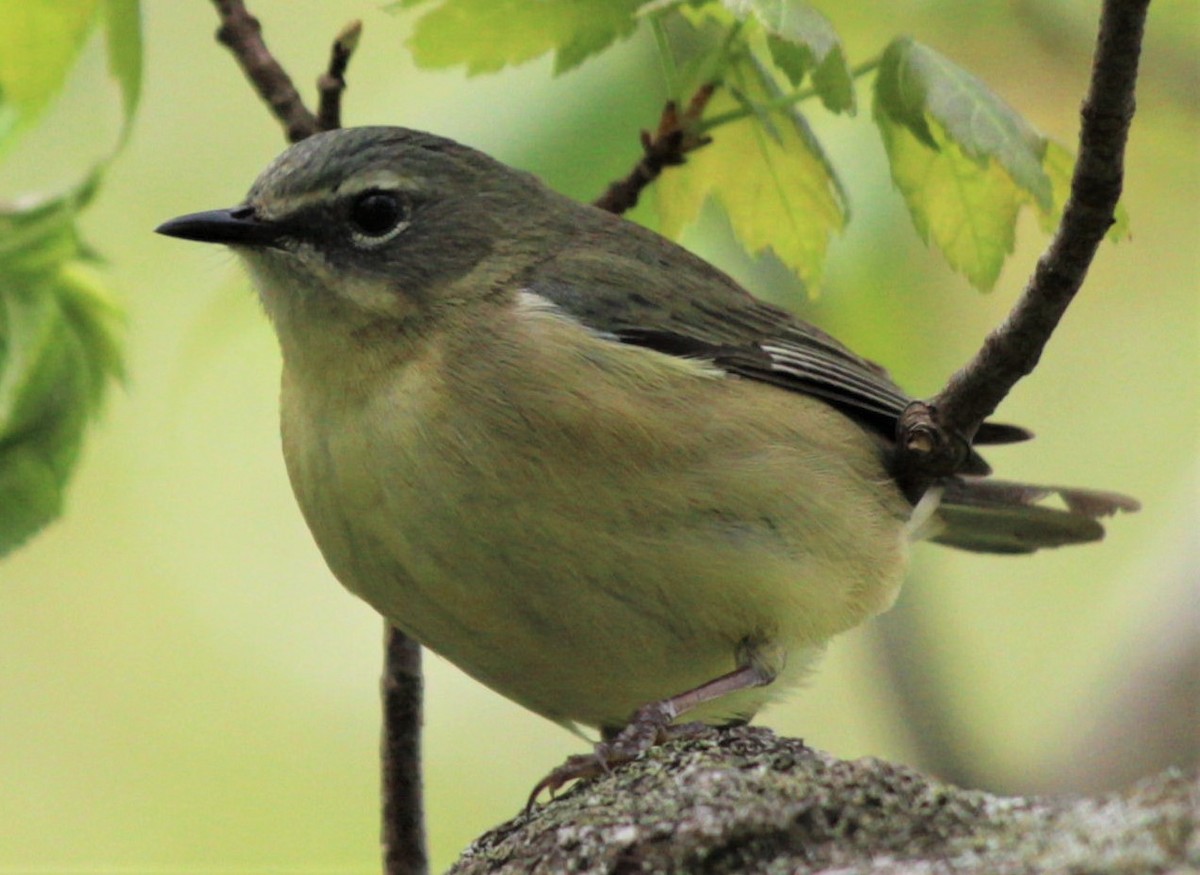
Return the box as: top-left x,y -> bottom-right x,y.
527,661 -> 775,809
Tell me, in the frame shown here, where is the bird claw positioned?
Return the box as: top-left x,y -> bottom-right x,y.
525,751 -> 612,813
525,709 -> 716,812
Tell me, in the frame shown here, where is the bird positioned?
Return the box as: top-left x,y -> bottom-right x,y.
156,125 -> 1137,798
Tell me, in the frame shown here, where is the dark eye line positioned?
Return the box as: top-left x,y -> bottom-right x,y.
258,204 -> 327,250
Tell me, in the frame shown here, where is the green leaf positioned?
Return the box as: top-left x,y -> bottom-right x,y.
0,282 -> 85,557
0,0 -> 103,156
0,2 -> 136,556
656,57 -> 847,288
0,198 -> 83,280
56,263 -> 125,405
872,37 -> 1076,289
646,2 -> 739,100
875,108 -> 1020,291
0,183 -> 123,557
875,36 -> 1051,211
721,0 -> 853,112
808,40 -> 854,115
102,0 -> 142,143
394,0 -> 646,75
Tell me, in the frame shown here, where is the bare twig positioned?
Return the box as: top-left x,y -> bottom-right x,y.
897,0 -> 1150,487
211,0 -> 318,142
207,5 -> 427,873
382,626 -> 429,875
594,84 -> 717,215
211,1 -> 362,141
316,20 -> 363,132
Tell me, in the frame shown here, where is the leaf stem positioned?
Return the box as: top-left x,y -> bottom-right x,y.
697,56 -> 881,134
706,18 -> 747,85
649,17 -> 680,98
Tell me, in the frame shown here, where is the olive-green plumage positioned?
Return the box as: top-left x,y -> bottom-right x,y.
157,127 -> 1136,733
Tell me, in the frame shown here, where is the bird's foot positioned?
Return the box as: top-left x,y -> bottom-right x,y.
526,702 -> 712,811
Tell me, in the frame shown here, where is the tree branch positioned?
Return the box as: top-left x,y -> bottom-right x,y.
211,1 -> 362,142
211,0 -> 318,142
452,728 -> 1197,874
316,20 -> 363,133
593,84 -> 716,216
382,625 -> 429,875
896,0 -> 1150,487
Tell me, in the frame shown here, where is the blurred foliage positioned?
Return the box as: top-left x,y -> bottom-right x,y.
393,0 -> 645,74
0,179 -> 124,556
726,0 -> 855,112
0,0 -> 138,556
0,0 -> 101,159
0,0 -> 140,157
656,54 -> 846,287
875,37 -> 1048,290
395,0 -> 1123,290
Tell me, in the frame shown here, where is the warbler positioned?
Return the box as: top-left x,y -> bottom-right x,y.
157,126 -> 1136,788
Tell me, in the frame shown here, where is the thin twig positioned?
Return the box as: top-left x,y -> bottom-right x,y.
593,84 -> 717,216
696,57 -> 881,134
211,0 -> 319,142
207,5 -> 428,873
896,0 -> 1149,489
382,626 -> 429,875
317,20 -> 363,132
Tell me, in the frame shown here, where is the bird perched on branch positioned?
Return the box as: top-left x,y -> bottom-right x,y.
157,126 -> 1137,799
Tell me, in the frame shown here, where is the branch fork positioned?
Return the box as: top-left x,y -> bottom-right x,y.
593,83 -> 717,214
212,0 -> 361,141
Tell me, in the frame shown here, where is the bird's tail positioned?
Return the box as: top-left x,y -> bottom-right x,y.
911,476 -> 1140,554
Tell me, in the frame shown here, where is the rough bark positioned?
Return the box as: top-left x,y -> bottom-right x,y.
451,727 -> 1197,874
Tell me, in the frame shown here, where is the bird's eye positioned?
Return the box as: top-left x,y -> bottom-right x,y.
348,190 -> 407,241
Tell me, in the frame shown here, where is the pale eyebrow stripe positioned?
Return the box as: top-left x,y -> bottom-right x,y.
260,170 -> 416,219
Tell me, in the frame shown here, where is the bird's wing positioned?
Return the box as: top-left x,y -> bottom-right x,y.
520,240 -> 1027,465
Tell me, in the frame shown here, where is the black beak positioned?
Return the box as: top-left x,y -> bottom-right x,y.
155,206 -> 283,247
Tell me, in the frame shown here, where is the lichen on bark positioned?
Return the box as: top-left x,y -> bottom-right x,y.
450,727 -> 1198,874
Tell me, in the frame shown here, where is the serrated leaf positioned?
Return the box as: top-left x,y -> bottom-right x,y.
656,57 -> 846,288
0,0 -> 103,156
102,0 -> 142,144
0,182 -> 123,557
875,108 -> 1020,291
722,0 -> 853,112
809,38 -> 854,114
876,36 -> 1051,211
396,0 -> 645,75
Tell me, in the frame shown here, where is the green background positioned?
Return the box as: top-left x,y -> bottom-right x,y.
1,0 -> 1195,870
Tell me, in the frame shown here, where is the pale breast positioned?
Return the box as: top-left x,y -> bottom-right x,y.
278,307 -> 910,728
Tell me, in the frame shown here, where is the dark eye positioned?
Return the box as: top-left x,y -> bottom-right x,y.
348,190 -> 406,239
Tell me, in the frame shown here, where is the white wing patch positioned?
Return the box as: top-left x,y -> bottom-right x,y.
516,290 -> 725,381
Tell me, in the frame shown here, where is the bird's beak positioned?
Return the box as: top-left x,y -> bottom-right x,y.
155,206 -> 283,247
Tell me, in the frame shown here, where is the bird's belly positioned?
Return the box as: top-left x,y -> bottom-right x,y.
281,332 -> 909,729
